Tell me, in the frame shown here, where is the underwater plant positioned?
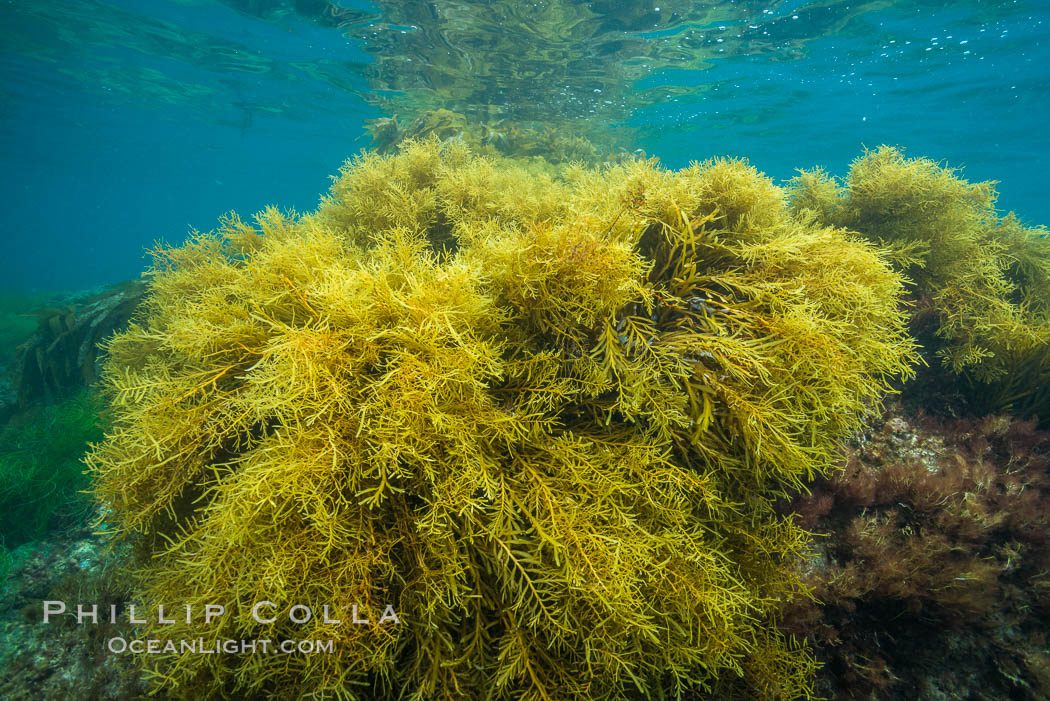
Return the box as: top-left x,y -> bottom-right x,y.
86,138 -> 915,699
365,108 -> 611,166
784,408 -> 1050,699
789,146 -> 1050,420
0,389 -> 105,551
6,280 -> 147,410
0,293 -> 46,369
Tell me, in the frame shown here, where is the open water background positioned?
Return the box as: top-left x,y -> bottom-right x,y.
1,0 -> 1047,291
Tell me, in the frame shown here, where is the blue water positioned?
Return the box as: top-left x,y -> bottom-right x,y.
1,0 -> 1047,291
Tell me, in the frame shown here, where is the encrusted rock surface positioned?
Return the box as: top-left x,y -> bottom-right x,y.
0,526 -> 149,700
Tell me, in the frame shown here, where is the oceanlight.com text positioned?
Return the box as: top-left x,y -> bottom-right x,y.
107,637 -> 335,655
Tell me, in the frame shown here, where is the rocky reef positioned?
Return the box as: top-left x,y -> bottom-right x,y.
0,526 -> 145,700
785,406 -> 1050,699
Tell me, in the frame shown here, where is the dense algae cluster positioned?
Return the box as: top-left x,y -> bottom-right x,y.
790,147 -> 1050,419
85,139 -> 917,699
